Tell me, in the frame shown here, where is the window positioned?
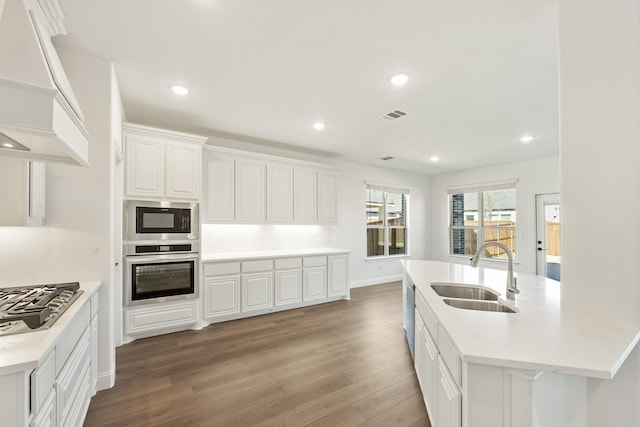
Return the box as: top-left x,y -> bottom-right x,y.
366,183 -> 409,257
449,182 -> 516,260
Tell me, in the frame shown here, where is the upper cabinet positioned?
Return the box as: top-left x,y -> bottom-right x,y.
0,157 -> 46,226
202,148 -> 339,224
123,123 -> 207,201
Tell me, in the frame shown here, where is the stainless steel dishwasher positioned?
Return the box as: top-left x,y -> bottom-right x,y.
404,277 -> 415,359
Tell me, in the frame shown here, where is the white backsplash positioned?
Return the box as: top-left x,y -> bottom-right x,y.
201,224 -> 334,254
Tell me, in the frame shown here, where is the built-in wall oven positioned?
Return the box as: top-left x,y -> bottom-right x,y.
124,243 -> 199,306
124,200 -> 199,241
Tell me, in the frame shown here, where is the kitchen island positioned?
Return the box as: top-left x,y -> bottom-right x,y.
403,260 -> 640,427
0,281 -> 101,427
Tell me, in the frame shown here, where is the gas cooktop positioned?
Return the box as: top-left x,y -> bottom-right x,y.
0,282 -> 82,336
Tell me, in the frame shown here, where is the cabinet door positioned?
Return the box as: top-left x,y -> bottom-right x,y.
203,153 -> 235,221
90,316 -> 98,396
414,312 -> 426,394
31,389 -> 56,427
293,167 -> 317,223
125,135 -> 163,198
242,272 -> 272,312
266,163 -> 294,222
424,326 -> 439,422
437,356 -> 462,427
165,142 -> 201,200
327,255 -> 348,297
303,267 -> 327,301
204,276 -> 240,319
317,170 -> 338,223
235,159 -> 265,222
275,270 -> 302,306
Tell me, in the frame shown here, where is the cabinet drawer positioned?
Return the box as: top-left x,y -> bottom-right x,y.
303,256 -> 327,267
57,327 -> 91,426
242,259 -> 273,273
31,348 -> 56,414
203,262 -> 240,276
126,301 -> 198,336
416,291 -> 438,343
438,325 -> 462,387
57,301 -> 90,374
274,257 -> 302,270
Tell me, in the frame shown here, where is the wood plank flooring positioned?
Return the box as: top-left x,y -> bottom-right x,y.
84,282 -> 430,426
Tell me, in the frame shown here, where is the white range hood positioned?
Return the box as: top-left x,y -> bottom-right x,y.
0,0 -> 90,166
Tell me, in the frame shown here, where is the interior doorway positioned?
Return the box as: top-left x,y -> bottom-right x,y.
535,193 -> 561,281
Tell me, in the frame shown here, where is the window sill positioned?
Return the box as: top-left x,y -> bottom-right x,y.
366,254 -> 411,262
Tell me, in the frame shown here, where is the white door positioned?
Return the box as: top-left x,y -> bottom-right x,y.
235,159 -> 266,222
266,163 -> 294,222
303,267 -> 327,301
242,273 -> 272,312
535,193 -> 561,281
165,142 -> 201,200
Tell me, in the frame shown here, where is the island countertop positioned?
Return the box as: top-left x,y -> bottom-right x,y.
0,281 -> 101,375
403,260 -> 640,379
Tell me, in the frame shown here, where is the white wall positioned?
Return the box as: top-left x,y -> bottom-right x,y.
201,141 -> 431,288
0,48 -> 120,390
430,156 -> 559,275
558,0 -> 640,425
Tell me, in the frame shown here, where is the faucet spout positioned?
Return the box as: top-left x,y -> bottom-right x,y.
469,242 -> 519,299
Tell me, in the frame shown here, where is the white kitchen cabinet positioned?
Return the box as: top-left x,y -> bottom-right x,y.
203,152 -> 235,221
423,322 -> 439,423
165,142 -> 201,200
266,162 -> 294,222
303,267 -> 327,301
235,158 -> 266,222
124,300 -> 199,340
0,158 -> 46,226
31,389 -> 56,427
293,167 -> 317,223
123,123 -> 206,201
317,170 -> 338,223
437,356 -> 462,427
242,272 -> 272,312
414,311 -> 426,393
204,276 -> 241,319
275,270 -> 302,307
327,255 -> 349,297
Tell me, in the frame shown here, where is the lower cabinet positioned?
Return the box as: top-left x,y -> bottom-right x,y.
437,356 -> 462,427
242,272 -> 273,312
204,276 -> 241,319
303,267 -> 327,301
203,252 -> 349,324
275,270 -> 302,307
124,300 -> 199,340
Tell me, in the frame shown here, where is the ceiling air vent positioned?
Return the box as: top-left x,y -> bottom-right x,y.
380,156 -> 395,161
382,109 -> 407,120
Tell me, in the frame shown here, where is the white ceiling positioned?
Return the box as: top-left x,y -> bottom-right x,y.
54,0 -> 559,175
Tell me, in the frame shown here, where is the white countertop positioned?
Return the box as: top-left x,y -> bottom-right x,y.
404,260 -> 640,379
0,281 -> 101,376
201,247 -> 350,262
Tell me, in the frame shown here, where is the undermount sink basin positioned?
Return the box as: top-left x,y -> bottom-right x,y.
442,298 -> 517,313
431,284 -> 499,301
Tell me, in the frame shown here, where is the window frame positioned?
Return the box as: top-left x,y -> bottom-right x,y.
366,184 -> 410,259
448,182 -> 516,261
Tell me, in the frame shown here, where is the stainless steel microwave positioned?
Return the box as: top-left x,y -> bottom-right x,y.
124,200 -> 199,241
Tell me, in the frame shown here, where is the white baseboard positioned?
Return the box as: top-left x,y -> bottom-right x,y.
350,274 -> 403,288
96,369 -> 115,391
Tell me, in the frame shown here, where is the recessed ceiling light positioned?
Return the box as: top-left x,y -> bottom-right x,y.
430,155 -> 440,162
520,135 -> 534,143
312,122 -> 325,131
2,142 -> 14,148
390,74 -> 409,86
171,85 -> 189,96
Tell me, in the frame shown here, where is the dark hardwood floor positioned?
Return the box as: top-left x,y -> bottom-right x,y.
84,282 -> 430,426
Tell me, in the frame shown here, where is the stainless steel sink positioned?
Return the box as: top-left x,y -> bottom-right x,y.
442,298 -> 517,313
431,284 -> 499,301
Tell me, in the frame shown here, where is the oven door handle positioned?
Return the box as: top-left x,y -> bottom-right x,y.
125,253 -> 199,263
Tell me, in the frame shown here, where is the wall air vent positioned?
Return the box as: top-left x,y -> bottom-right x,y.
380,156 -> 395,161
382,109 -> 408,120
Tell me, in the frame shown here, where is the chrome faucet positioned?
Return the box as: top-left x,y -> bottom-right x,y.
470,242 -> 519,299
